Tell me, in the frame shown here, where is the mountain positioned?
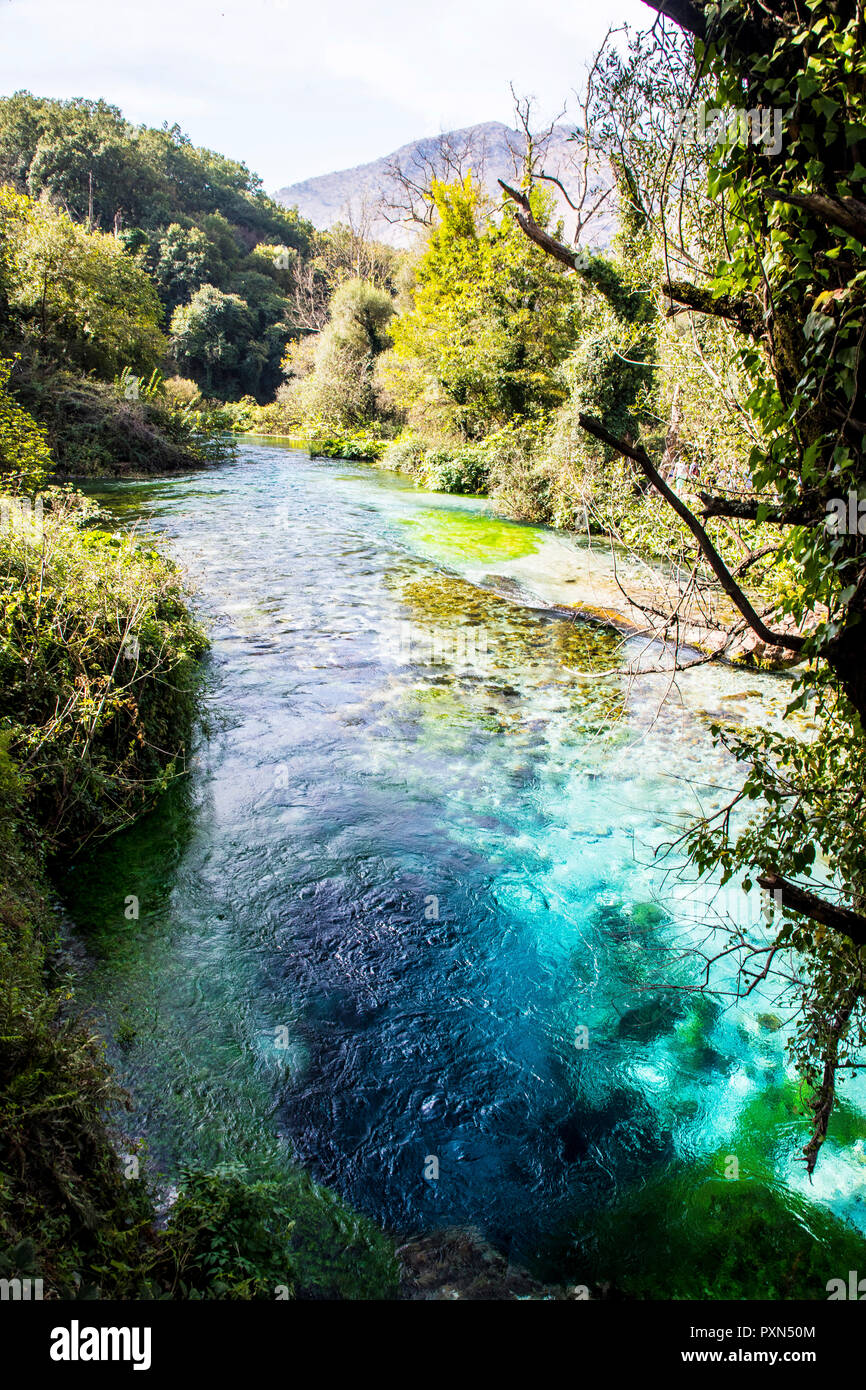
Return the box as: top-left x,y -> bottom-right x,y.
273,120 -> 615,249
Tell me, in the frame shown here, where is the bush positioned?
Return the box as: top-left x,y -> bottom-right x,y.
157,1164 -> 398,1300
0,356 -> 52,491
0,488 -> 207,850
310,429 -> 388,461
379,433 -> 489,494
0,736 -> 154,1299
10,360 -> 234,477
424,445 -> 488,494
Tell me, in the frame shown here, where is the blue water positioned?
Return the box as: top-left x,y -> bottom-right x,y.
65,442 -> 866,1284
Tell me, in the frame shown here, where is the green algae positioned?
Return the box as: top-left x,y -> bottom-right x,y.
399,507 -> 544,564
545,1164 -> 866,1299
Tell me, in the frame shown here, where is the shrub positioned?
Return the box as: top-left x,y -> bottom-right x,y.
157,1163 -> 399,1300
0,488 -> 207,850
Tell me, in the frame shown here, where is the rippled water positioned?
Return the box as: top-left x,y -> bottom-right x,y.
65,442 -> 866,1289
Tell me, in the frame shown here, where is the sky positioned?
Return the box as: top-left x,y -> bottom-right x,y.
0,0 -> 650,192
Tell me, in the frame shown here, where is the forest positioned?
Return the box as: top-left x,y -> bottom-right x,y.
1,0 -> 866,1312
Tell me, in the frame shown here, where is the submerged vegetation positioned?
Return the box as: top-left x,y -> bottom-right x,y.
254,0 -> 866,1181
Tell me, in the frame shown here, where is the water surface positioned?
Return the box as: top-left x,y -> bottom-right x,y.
66,443 -> 866,1289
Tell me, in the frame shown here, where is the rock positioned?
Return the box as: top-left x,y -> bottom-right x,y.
757,1012 -> 783,1032
396,1226 -> 570,1300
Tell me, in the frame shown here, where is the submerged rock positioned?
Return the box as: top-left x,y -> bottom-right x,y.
757,1012 -> 783,1032
396,1226 -> 572,1300
616,996 -> 684,1042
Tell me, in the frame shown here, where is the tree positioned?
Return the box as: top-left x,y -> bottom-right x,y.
0,356 -> 52,490
281,277 -> 396,429
505,0 -> 866,1169
149,223 -> 218,314
389,175 -> 576,440
169,284 -> 259,397
0,187 -> 165,376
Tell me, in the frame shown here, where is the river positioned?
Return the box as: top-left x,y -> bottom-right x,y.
64,439 -> 866,1295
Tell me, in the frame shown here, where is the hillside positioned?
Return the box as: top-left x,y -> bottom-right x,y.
275,120 -> 615,247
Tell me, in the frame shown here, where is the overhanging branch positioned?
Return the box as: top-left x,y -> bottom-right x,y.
577,412 -> 806,653
498,180 -> 577,272
664,278 -> 762,337
762,187 -> 866,245
640,0 -> 707,39
758,872 -> 866,949
698,492 -> 823,526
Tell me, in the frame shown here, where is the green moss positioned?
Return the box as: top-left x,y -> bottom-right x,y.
630,900 -> 670,929
738,1078 -> 808,1139
826,1097 -> 866,1148
671,995 -> 725,1069
757,1012 -> 783,1032
557,1165 -> 866,1299
617,996 -> 685,1043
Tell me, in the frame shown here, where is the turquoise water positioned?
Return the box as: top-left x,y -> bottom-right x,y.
65,442 -> 866,1292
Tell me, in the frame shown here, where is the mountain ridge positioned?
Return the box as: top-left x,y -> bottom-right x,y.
274,120 -> 614,248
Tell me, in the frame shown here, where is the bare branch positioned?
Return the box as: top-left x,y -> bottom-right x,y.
499,180 -> 580,271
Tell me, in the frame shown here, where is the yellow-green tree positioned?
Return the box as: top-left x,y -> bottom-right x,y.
389,176 -> 577,441
0,356 -> 51,490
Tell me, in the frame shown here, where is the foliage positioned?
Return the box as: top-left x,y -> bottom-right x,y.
0,186 -> 165,376
381,432 -> 491,493
0,487 -> 206,850
389,176 -> 577,441
0,355 -> 51,489
9,359 -> 234,476
170,284 -> 263,399
0,93 -> 311,250
310,429 -> 389,461
282,277 -> 396,429
674,0 -> 866,1165
156,1163 -> 398,1300
531,0 -> 866,1168
0,93 -> 315,403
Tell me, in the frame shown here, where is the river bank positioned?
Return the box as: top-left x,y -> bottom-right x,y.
0,478 -> 402,1298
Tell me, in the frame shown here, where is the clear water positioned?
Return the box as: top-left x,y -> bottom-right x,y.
65,442 -> 866,1287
